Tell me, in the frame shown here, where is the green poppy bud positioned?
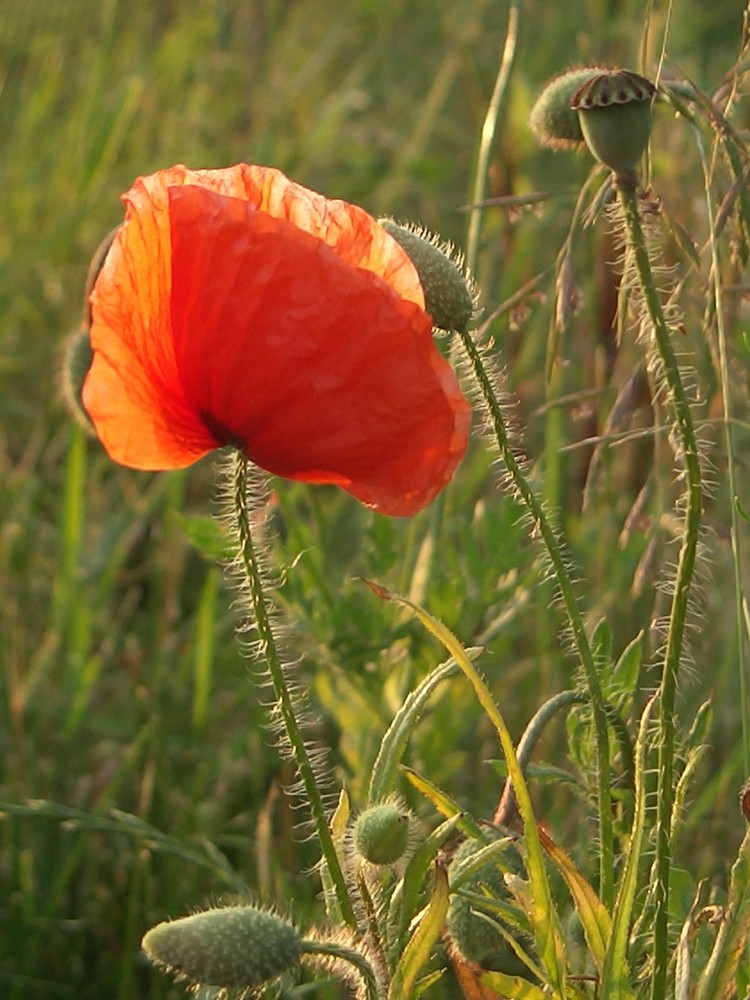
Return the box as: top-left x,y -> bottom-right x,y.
142,905 -> 302,989
529,67 -> 601,149
570,69 -> 656,177
379,219 -> 475,334
61,327 -> 94,432
354,802 -> 411,865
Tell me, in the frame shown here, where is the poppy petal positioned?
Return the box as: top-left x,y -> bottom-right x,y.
83,176 -> 219,468
84,164 -> 471,515
167,184 -> 469,516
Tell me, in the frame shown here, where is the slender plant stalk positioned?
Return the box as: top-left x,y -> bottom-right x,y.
456,326 -> 614,908
615,183 -> 703,1000
230,452 -> 356,929
698,134 -> 749,777
464,0 -> 520,279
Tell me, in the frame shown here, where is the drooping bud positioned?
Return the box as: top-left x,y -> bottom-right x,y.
529,67 -> 600,149
570,69 -> 656,178
61,327 -> 94,431
354,802 -> 411,866
142,905 -> 302,989
379,219 -> 475,334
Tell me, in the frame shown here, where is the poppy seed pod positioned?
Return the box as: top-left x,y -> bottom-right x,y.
529,67 -> 600,149
570,69 -> 656,177
142,905 -> 302,989
379,220 -> 475,334
353,802 -> 411,865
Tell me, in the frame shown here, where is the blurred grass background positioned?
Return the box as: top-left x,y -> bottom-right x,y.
1,0 -> 748,996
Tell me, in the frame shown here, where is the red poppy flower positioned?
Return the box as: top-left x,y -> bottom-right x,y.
83,164 -> 470,516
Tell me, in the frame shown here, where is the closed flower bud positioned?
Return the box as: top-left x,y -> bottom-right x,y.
529,67 -> 600,149
446,838 -> 526,971
61,328 -> 94,432
354,802 -> 411,866
570,69 -> 656,178
379,219 -> 475,334
142,905 -> 302,989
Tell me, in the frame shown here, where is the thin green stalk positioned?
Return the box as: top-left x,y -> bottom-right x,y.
698,135 -> 749,777
230,452 -> 356,929
616,184 -> 703,1000
464,0 -> 520,279
456,327 -> 614,909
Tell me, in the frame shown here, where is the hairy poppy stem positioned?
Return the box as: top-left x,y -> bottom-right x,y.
455,326 -> 614,909
229,453 -> 357,930
616,182 -> 703,1000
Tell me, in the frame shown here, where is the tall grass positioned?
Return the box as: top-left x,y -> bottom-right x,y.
1,0 -> 749,997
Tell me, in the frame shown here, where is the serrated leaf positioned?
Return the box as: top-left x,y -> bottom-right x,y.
389,865 -> 450,1000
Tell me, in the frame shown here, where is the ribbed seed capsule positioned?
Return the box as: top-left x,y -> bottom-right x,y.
571,69 -> 656,177
379,219 -> 474,334
142,905 -> 302,989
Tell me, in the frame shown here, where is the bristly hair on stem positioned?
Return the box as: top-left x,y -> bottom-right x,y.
453,322 -> 615,909
613,178 -> 703,1000
217,450 -> 357,930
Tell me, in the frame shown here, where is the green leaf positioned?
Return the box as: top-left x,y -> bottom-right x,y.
401,766 -> 487,842
612,632 -> 643,694
173,512 -> 234,562
481,970 -> 550,1000
538,827 -> 611,973
389,865 -> 450,1000
369,654 -> 461,803
390,813 -> 464,958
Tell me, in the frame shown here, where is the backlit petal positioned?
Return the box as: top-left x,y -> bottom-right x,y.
168,184 -> 469,515
83,164 -> 470,514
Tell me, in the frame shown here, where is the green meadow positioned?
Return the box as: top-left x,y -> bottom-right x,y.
2,1 -> 749,997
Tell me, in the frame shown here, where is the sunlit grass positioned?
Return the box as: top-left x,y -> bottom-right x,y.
1,0 -> 748,997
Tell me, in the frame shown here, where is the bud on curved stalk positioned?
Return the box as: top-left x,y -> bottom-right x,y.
142,905 -> 303,990
379,219 -> 475,334
353,801 -> 412,866
570,69 -> 656,183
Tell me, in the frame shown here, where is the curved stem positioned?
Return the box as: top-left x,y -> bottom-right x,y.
301,939 -> 381,1000
456,327 -> 614,908
229,453 -> 357,929
616,183 -> 703,1000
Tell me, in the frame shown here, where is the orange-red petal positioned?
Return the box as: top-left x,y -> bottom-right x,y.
83,164 -> 470,515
